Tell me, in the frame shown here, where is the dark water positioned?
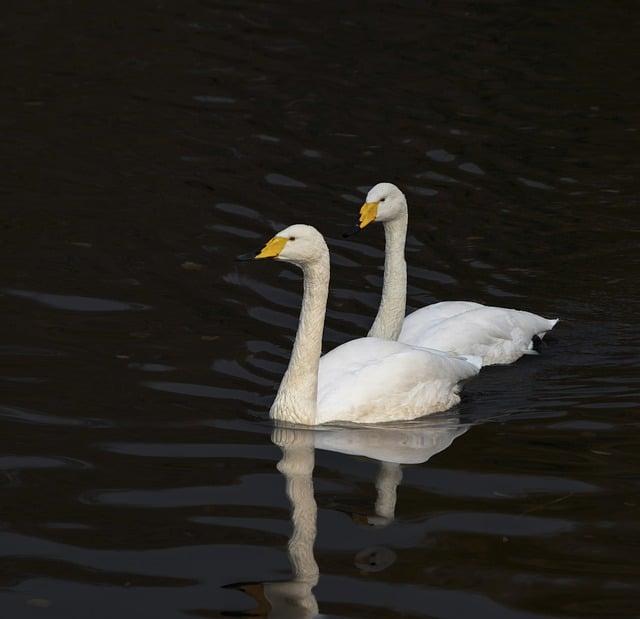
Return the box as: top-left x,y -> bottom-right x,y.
3,1 -> 640,617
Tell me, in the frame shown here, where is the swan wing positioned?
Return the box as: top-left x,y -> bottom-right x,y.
317,337 -> 479,424
400,307 -> 558,365
400,301 -> 484,342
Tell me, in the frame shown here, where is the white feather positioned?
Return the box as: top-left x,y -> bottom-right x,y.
400,306 -> 559,365
362,183 -> 559,365
317,337 -> 479,424
253,224 -> 480,426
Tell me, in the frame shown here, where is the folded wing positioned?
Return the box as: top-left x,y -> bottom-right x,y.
317,337 -> 479,424
400,306 -> 558,365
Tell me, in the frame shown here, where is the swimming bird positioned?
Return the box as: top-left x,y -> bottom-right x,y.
239,224 -> 480,425
348,182 -> 558,365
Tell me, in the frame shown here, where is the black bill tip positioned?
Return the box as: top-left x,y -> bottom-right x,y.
342,226 -> 362,239
236,252 -> 257,262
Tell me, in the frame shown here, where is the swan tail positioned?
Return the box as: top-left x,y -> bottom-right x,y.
537,318 -> 559,339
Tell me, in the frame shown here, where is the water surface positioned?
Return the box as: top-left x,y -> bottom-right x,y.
2,1 -> 639,617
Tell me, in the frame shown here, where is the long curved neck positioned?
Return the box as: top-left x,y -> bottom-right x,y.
368,211 -> 408,340
271,254 -> 330,425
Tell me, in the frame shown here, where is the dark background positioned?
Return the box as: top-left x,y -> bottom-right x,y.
2,1 -> 639,617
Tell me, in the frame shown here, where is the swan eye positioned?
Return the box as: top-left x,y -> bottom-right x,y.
380,198 -> 386,202
289,236 -> 296,241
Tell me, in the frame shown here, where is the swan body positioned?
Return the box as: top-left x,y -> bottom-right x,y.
243,224 -> 480,426
399,300 -> 484,323
400,305 -> 558,365
357,183 -> 559,365
317,337 -> 478,424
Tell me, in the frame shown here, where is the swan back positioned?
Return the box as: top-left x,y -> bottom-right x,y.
401,306 -> 559,365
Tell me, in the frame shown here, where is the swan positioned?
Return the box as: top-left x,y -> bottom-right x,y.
239,224 -> 481,425
349,182 -> 559,365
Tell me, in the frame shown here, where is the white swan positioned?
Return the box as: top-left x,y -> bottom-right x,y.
351,182 -> 559,365
240,224 -> 481,425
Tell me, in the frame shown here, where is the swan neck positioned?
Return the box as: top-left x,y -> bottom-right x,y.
368,211 -> 408,340
270,254 -> 329,426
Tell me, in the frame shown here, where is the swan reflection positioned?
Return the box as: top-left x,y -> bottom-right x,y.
226,416 -> 469,617
315,418 -> 468,527
226,427 -> 318,618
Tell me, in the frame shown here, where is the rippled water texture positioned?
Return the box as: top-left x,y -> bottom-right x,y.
3,1 -> 639,617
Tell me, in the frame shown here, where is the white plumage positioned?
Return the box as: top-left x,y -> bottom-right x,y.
358,183 -> 559,365
400,303 -> 558,366
246,224 -> 481,426
317,337 -> 479,424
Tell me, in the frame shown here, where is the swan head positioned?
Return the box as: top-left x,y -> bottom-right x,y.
342,183 -> 407,237
239,224 -> 328,267
359,182 -> 407,229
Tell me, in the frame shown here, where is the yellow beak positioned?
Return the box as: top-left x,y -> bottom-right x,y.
359,201 -> 379,229
255,235 -> 288,259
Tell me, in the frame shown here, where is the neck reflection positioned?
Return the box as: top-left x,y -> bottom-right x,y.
227,415 -> 470,617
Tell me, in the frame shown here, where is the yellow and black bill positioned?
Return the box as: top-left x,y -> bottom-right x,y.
236,235 -> 288,261
342,201 -> 379,238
